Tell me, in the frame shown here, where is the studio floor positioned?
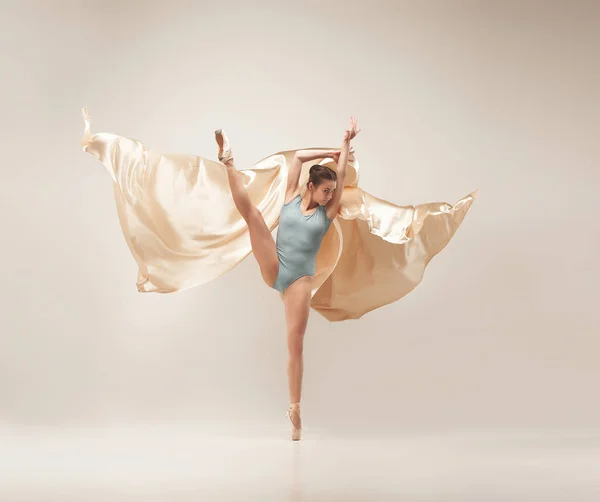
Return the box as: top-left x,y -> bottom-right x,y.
1,424 -> 598,501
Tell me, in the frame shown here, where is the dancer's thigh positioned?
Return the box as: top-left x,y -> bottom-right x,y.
247,207 -> 279,286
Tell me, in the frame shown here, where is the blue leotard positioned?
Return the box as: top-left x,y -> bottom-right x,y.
272,194 -> 332,293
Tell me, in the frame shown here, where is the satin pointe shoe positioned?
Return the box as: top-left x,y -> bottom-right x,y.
214,129 -> 234,165
286,402 -> 302,441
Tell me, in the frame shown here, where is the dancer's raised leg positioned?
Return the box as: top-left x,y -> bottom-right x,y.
215,130 -> 279,287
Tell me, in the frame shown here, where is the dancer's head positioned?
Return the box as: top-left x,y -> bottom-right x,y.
307,165 -> 337,205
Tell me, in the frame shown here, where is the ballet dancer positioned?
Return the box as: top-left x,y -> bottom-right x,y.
215,117 -> 361,440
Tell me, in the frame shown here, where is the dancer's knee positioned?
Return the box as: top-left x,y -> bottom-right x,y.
287,331 -> 305,357
288,346 -> 303,360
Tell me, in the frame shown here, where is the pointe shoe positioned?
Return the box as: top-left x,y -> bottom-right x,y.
286,402 -> 302,441
214,129 -> 234,165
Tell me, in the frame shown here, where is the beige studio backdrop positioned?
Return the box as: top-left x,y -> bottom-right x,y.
1,0 -> 598,434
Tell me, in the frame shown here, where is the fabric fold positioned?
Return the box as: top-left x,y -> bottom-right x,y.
80,107 -> 477,321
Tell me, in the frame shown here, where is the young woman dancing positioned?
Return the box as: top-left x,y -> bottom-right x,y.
215,117 -> 361,440
80,109 -> 476,440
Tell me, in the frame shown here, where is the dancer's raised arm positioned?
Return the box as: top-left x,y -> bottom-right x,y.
326,116 -> 360,220
285,148 -> 338,202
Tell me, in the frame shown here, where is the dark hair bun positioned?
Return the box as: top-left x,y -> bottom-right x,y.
307,164 -> 337,188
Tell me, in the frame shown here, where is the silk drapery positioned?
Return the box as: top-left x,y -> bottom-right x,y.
80,108 -> 477,321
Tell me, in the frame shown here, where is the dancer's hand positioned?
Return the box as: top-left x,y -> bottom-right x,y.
332,145 -> 354,163
343,116 -> 361,142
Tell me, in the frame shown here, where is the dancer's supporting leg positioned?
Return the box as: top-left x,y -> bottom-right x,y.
283,275 -> 312,440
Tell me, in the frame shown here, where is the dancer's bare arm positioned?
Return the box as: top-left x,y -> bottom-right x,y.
326,117 -> 360,221
285,149 -> 338,202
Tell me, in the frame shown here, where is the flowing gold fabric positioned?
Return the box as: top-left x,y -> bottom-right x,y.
80,108 -> 477,321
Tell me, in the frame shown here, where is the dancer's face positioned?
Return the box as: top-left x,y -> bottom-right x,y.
310,180 -> 337,205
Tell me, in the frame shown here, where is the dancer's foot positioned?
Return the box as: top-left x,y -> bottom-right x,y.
215,129 -> 234,166
286,402 -> 302,441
